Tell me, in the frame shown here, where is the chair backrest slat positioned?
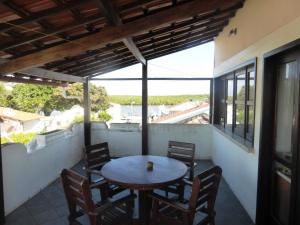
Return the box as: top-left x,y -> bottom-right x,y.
167,141 -> 195,181
85,142 -> 111,171
189,166 -> 222,212
61,169 -> 95,215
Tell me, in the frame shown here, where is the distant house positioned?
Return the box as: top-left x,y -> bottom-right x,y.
0,107 -> 45,135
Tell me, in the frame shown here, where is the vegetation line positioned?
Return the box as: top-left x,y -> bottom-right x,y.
108,95 -> 209,105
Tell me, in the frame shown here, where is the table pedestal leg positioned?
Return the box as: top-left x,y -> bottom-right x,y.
138,190 -> 152,225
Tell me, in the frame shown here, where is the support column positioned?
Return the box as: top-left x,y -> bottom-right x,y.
0,118 -> 5,225
142,62 -> 148,155
209,78 -> 213,124
83,77 -> 91,146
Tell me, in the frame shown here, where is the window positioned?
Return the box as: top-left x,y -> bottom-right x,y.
147,80 -> 211,124
213,60 -> 256,146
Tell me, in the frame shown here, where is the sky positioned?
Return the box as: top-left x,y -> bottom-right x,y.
92,42 -> 214,96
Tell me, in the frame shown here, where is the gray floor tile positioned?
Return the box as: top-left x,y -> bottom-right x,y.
6,160 -> 254,225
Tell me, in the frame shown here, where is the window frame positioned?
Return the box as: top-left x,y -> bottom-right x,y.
213,58 -> 257,147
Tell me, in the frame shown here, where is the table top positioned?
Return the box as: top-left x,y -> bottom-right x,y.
101,155 -> 188,190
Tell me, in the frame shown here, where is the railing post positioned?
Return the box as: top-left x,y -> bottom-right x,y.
0,118 -> 5,225
83,77 -> 91,146
142,62 -> 148,155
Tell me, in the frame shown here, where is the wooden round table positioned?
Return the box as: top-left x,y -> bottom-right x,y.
101,155 -> 188,225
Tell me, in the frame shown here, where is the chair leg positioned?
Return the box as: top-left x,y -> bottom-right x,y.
178,181 -> 185,202
89,215 -> 99,225
151,200 -> 160,225
210,217 -> 215,225
165,190 -> 169,198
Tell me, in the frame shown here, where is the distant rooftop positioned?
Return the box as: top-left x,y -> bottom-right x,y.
0,107 -> 44,122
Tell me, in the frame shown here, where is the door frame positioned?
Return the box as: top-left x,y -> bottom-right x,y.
257,38 -> 300,225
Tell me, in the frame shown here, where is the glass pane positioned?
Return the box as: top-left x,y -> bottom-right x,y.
92,80 -> 142,124
235,104 -> 245,136
148,43 -> 214,78
249,68 -> 255,101
272,162 -> 291,225
226,77 -> 234,128
246,105 -> 254,141
219,78 -> 226,127
93,64 -> 142,78
274,61 -> 297,163
147,80 -> 210,124
236,70 -> 246,102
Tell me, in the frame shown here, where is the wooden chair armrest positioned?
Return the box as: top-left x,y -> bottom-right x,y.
89,179 -> 108,190
149,193 -> 189,213
183,179 -> 193,186
94,194 -> 136,214
83,167 -> 103,176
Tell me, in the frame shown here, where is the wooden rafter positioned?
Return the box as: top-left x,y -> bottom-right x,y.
94,0 -> 146,65
0,14 -> 104,52
0,0 -> 242,75
69,27 -> 222,75
0,0 -> 93,33
49,8 -> 236,72
83,35 -> 215,77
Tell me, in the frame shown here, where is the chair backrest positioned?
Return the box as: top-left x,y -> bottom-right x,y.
189,166 -> 222,212
167,141 -> 195,180
61,169 -> 95,216
85,142 -> 111,171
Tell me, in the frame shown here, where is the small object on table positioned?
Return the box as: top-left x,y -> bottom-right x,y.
147,161 -> 154,171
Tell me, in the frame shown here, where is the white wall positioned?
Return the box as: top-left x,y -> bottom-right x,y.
1,124 -> 84,215
91,122 -> 212,159
212,128 -> 258,221
91,123 -> 141,156
22,119 -> 44,133
149,124 -> 212,159
212,2 -> 300,223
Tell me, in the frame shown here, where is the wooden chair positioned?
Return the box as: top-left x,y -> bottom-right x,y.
164,141 -> 196,201
61,169 -> 136,225
150,166 -> 222,225
84,142 -> 130,197
168,141 -> 196,181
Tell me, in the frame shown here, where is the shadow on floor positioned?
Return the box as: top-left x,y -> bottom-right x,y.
5,160 -> 254,225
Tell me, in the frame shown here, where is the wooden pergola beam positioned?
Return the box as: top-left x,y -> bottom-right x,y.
0,75 -> 65,86
94,0 -> 146,65
0,59 -> 85,83
21,68 -> 85,83
0,0 -> 241,75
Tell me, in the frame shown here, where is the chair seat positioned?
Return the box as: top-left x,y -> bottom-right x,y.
100,205 -> 130,225
75,205 -> 131,225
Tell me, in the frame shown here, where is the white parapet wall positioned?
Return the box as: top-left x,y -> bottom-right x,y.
91,122 -> 213,159
211,127 -> 258,222
1,124 -> 84,215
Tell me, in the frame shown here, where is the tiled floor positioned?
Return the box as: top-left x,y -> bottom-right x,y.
5,160 -> 254,225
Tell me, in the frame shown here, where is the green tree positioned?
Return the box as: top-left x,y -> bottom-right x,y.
98,111 -> 112,122
8,84 -> 53,113
66,83 -> 109,112
0,83 -> 9,107
43,88 -> 80,115
5,83 -> 109,114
